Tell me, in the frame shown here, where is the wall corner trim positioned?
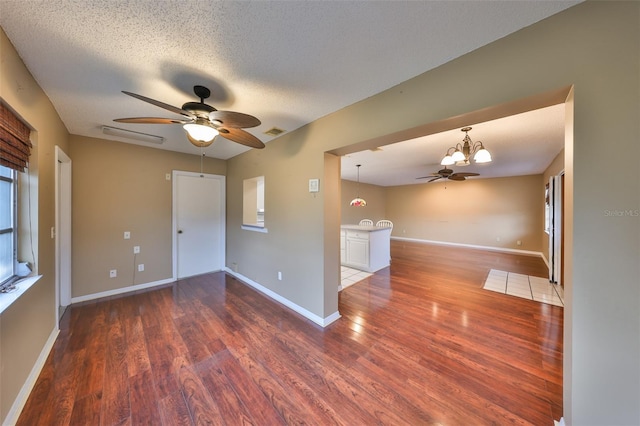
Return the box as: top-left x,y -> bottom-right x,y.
3,327 -> 59,426
391,236 -> 546,259
224,268 -> 341,327
70,278 -> 176,304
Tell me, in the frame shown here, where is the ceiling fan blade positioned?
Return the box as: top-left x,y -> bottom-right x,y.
428,176 -> 442,182
416,176 -> 430,179
209,110 -> 261,128
218,127 -> 265,149
114,117 -> 190,124
453,172 -> 480,177
122,91 -> 192,118
449,175 -> 465,181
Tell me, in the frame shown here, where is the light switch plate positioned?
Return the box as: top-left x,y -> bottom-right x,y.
309,178 -> 319,193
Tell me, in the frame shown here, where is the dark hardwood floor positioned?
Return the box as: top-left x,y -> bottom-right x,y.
17,240 -> 563,425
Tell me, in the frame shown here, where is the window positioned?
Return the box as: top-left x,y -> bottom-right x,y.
0,102 -> 36,305
242,176 -> 266,232
0,165 -> 17,287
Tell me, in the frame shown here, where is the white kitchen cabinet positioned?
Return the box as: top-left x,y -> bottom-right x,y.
340,225 -> 391,273
346,231 -> 369,269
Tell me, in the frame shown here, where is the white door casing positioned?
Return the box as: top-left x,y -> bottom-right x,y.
55,146 -> 72,324
548,174 -> 562,284
172,171 -> 225,279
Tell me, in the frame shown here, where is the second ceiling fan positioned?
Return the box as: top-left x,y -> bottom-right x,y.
114,85 -> 265,149
417,167 -> 479,182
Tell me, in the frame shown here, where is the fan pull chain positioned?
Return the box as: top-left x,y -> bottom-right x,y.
200,147 -> 205,177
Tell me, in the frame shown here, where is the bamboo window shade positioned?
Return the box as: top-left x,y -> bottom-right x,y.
0,102 -> 32,172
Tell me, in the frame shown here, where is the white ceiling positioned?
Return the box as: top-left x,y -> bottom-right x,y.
0,1 -> 575,182
341,103 -> 566,186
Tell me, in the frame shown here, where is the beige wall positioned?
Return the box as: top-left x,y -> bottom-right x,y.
226,2 -> 639,423
0,2 -> 638,424
340,179 -> 387,226
385,175 -> 544,252
0,28 -> 70,421
69,135 -> 226,298
226,129 -> 331,318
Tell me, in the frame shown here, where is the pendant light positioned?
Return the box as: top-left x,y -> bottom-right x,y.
350,164 -> 367,207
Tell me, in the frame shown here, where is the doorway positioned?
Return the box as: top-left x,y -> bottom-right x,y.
55,146 -> 71,324
172,170 -> 225,279
548,172 -> 564,286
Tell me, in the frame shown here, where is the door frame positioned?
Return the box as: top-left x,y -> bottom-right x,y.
548,171 -> 564,285
171,170 -> 226,280
54,146 -> 72,325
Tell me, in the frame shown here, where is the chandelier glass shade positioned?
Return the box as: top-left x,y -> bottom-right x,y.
441,127 -> 492,166
349,164 -> 367,207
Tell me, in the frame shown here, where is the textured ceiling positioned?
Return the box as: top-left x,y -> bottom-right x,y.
0,0 -> 577,182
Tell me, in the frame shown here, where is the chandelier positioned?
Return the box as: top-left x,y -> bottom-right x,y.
440,127 -> 492,166
349,164 -> 367,207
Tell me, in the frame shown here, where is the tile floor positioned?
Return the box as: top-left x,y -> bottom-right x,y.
483,269 -> 564,307
339,266 -> 372,291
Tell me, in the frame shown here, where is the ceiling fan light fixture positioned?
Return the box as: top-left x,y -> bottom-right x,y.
183,122 -> 219,143
115,86 -> 265,149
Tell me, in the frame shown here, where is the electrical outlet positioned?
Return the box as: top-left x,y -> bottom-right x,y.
138,264 -> 144,272
109,269 -> 117,278
165,173 -> 171,181
124,231 -> 130,239
133,246 -> 140,254
517,240 -> 522,246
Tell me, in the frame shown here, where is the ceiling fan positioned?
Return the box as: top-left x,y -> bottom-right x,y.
417,167 -> 479,182
114,85 -> 265,149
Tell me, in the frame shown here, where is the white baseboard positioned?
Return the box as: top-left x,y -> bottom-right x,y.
70,277 -> 175,304
392,236 -> 545,258
224,268 -> 341,328
3,327 -> 59,426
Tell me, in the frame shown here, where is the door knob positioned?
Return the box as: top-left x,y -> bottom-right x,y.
178,230 -> 183,234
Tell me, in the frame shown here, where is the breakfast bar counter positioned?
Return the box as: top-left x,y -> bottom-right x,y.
340,225 -> 392,272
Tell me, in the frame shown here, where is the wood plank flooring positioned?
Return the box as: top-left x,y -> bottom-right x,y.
17,240 -> 563,425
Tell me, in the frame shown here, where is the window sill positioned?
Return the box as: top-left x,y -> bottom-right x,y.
242,225 -> 268,233
0,275 -> 43,315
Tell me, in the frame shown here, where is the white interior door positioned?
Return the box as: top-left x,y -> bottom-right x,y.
55,146 -> 72,324
173,171 -> 225,279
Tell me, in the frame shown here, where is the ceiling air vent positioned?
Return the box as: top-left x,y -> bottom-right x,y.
264,127 -> 286,137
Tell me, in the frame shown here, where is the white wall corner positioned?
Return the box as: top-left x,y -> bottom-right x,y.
224,268 -> 340,328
